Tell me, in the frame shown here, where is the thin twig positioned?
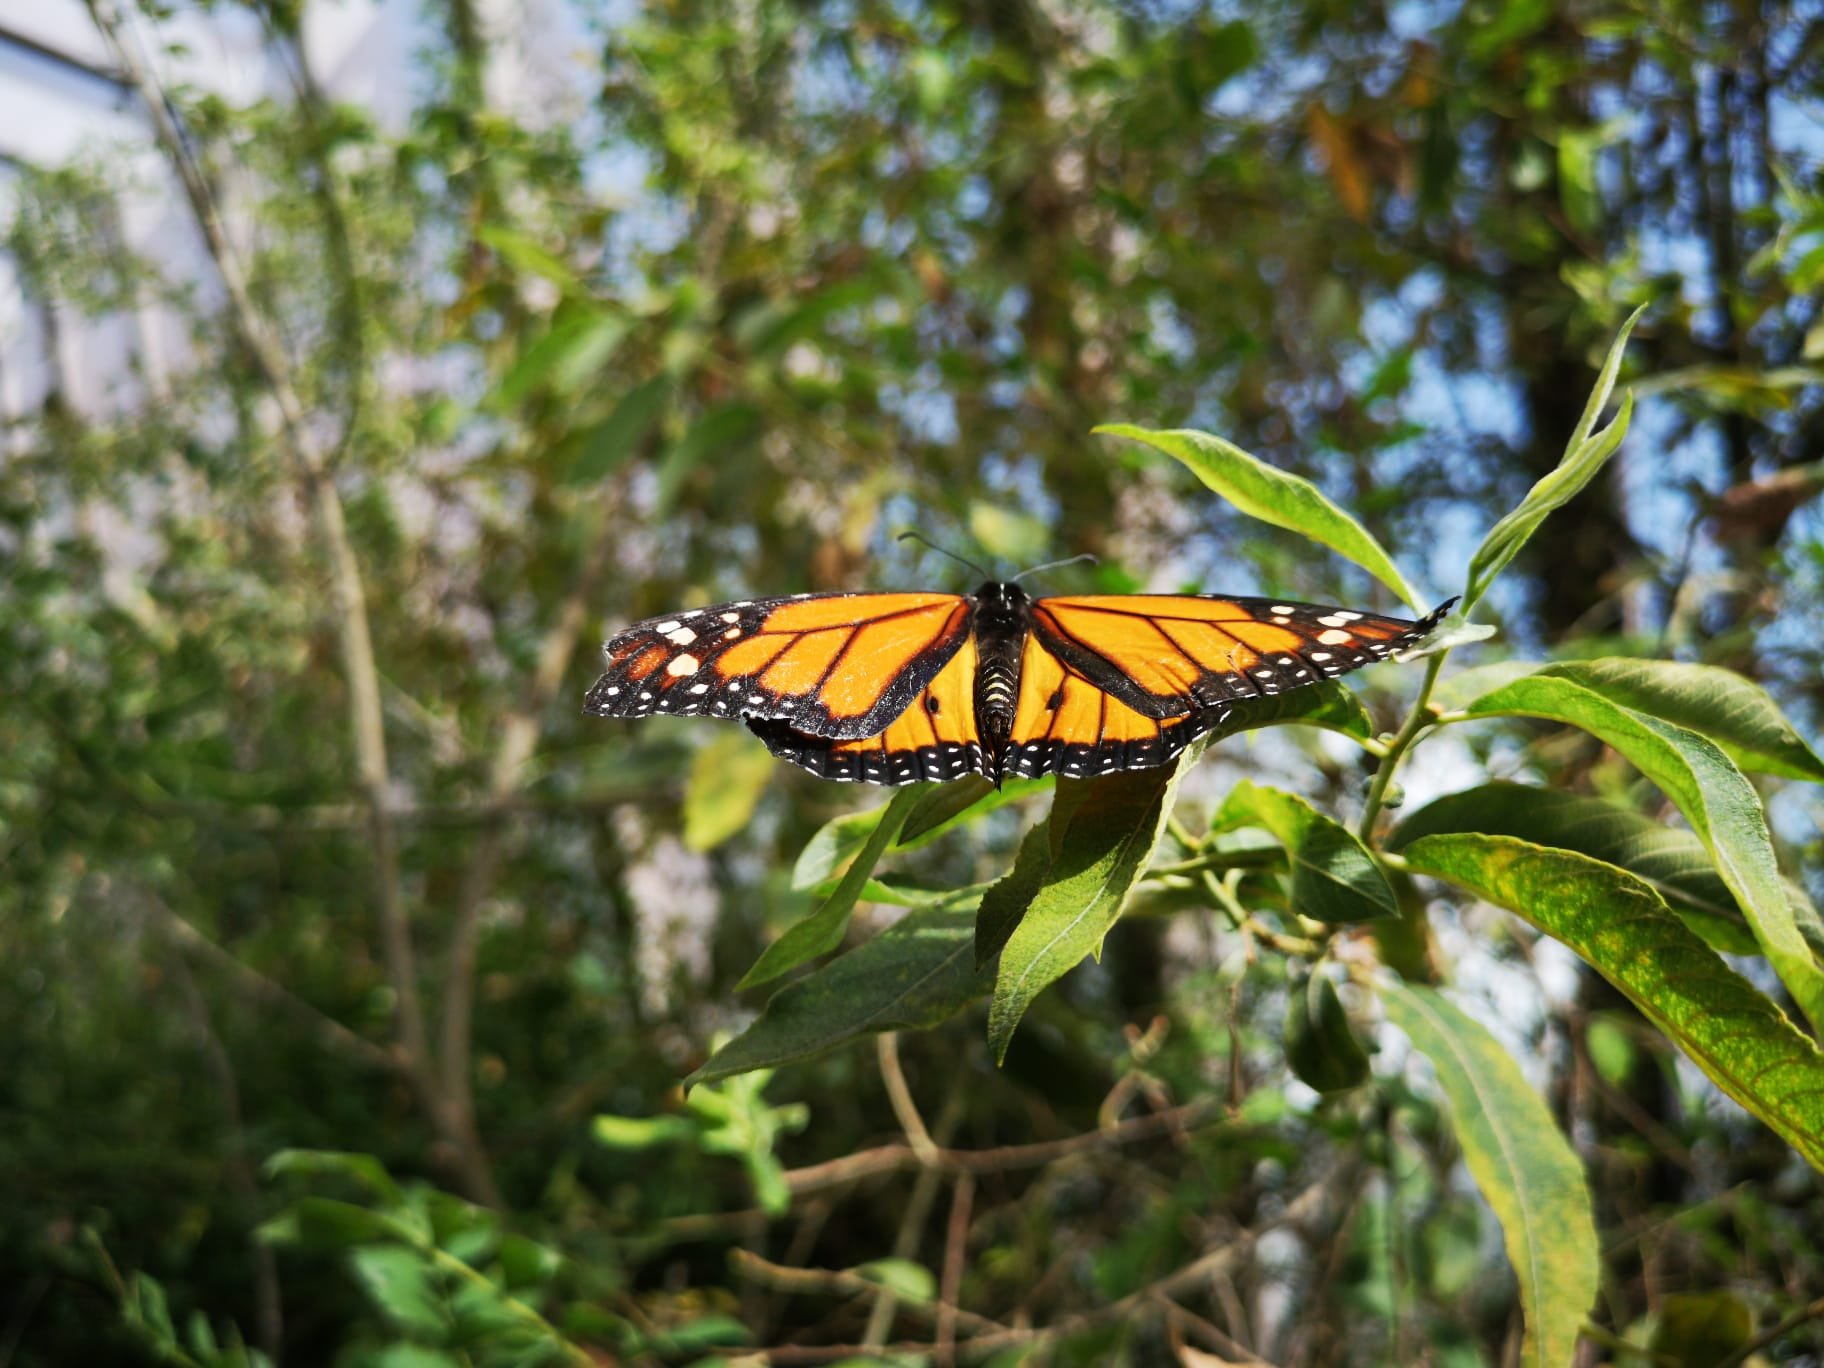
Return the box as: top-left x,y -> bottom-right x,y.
936,1173 -> 975,1368
877,1033 -> 939,1163
783,1095 -> 1227,1197
863,1072 -> 965,1347
84,0 -> 487,1200
961,1161 -> 1356,1356
730,1249 -> 1010,1340
1162,1296 -> 1277,1365
155,901 -> 398,1075
1357,652 -> 1447,841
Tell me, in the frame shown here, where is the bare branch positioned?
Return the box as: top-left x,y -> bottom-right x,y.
155,903 -> 399,1076
784,1096 -> 1227,1197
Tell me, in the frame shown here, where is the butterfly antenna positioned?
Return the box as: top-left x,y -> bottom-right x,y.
896,529 -> 990,580
1012,552 -> 1099,585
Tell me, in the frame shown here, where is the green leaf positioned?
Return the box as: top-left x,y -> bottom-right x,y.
682,732 -> 776,851
691,899 -> 988,1085
857,1258 -> 937,1302
263,1148 -> 404,1205
1213,779 -> 1396,922
974,807 -> 1071,968
1464,674 -> 1824,1030
898,774 -> 1048,847
1378,981 -> 1598,1368
591,1113 -> 698,1149
655,403 -> 761,514
1430,660 -> 1546,712
129,1273 -> 177,1349
1285,971 -> 1370,1093
1647,1291 -> 1755,1368
1557,126 -> 1602,239
258,1197 -> 412,1251
498,1234 -> 562,1291
1530,658 -> 1824,782
561,377 -> 670,486
371,1346 -> 463,1368
1390,782 -> 1760,955
489,309 -> 627,410
1400,833 -> 1824,1172
1209,678 -> 1375,742
741,785 -> 930,989
477,224 -> 581,291
792,802 -> 890,890
1095,425 -> 1422,609
1462,305 -> 1643,610
988,751 -> 1199,1062
349,1245 -> 450,1339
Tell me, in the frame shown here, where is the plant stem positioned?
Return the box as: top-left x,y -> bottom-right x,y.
1357,652 -> 1448,843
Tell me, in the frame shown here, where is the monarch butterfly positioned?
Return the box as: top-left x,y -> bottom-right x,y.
586,581 -> 1455,786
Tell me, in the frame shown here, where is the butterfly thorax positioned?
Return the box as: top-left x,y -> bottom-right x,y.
970,581 -> 1031,775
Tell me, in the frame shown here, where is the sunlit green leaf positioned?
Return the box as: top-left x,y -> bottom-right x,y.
988,751 -> 1198,1062
1379,981 -> 1598,1368
1462,674 -> 1824,1030
1095,424 -> 1422,609
477,223 -> 581,291
1214,779 -> 1396,922
682,731 -> 775,851
349,1245 -> 449,1339
1391,782 -> 1760,955
1462,305 -> 1643,610
1401,833 -> 1824,1171
1530,658 -> 1824,782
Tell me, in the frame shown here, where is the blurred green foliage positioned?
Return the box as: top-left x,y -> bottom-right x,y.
4,0 -> 1824,1364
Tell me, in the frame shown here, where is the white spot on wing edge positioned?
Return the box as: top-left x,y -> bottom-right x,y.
666,654 -> 701,676
1317,629 -> 1353,646
654,621 -> 680,634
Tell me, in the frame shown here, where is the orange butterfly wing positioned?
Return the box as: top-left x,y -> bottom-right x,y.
585,591 -> 969,740
1029,595 -> 1455,720
746,636 -> 987,783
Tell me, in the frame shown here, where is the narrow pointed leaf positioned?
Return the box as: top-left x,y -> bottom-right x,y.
1210,677 -> 1375,742
740,785 -> 930,989
1390,783 -> 1760,955
1214,779 -> 1396,922
1533,658 -> 1824,782
1462,305 -> 1643,610
1401,833 -> 1824,1172
1465,675 -> 1824,1031
1379,981 -> 1599,1368
1095,424 -> 1422,609
691,899 -> 989,1085
987,748 -> 1199,1061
